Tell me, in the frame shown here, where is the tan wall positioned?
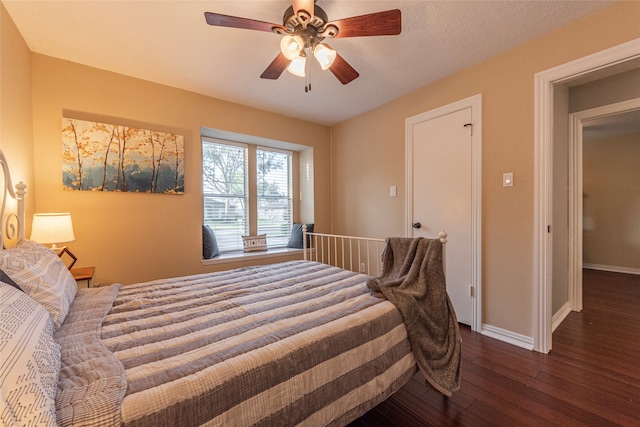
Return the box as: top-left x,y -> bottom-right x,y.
570,68 -> 640,113
4,2 -> 640,337
0,3 -> 34,242
30,55 -> 331,285
583,132 -> 640,270
331,2 -> 640,337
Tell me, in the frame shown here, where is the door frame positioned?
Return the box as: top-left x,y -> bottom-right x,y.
533,38 -> 640,354
405,94 -> 482,332
567,98 -> 640,313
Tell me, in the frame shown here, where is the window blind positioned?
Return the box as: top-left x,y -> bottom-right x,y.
257,148 -> 292,248
202,140 -> 248,252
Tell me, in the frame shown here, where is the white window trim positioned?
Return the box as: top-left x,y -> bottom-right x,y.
202,134 -> 297,256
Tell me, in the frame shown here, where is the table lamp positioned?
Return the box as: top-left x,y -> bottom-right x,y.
30,212 -> 77,268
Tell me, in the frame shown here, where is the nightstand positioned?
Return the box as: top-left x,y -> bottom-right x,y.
71,266 -> 95,288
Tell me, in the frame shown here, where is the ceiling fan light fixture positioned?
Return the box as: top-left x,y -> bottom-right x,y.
205,3 -> 402,86
287,56 -> 306,77
280,34 -> 304,60
313,43 -> 336,70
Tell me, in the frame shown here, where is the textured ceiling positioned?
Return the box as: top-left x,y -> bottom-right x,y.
3,0 -> 617,126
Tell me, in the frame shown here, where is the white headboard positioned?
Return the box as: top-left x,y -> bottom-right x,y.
0,149 -> 27,249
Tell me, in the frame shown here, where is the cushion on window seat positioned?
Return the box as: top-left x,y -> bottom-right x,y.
202,225 -> 220,259
286,223 -> 314,249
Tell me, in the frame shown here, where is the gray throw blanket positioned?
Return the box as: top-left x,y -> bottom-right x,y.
367,237 -> 461,396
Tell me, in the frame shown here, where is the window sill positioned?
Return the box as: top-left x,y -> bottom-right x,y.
202,247 -> 306,266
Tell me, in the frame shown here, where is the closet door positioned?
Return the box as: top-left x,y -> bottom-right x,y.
407,97 -> 480,328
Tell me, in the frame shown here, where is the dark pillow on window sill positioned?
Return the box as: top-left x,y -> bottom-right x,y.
202,225 -> 221,259
286,223 -> 314,249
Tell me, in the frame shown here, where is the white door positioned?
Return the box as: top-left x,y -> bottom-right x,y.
408,106 -> 474,326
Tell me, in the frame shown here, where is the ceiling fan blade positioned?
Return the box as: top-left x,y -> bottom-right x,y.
328,9 -> 401,38
329,53 -> 359,85
204,12 -> 286,33
260,53 -> 291,80
292,0 -> 315,25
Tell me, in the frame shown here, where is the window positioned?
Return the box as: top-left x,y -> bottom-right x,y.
257,148 -> 292,247
202,140 -> 248,252
203,138 -> 293,252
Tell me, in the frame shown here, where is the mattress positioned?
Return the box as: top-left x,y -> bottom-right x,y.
55,260 -> 417,427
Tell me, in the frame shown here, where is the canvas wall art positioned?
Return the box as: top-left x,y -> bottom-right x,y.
62,118 -> 184,194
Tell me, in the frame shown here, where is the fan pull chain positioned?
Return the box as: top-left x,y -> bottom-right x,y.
305,50 -> 311,92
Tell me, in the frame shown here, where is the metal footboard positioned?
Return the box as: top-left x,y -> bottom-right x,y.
302,225 -> 385,276
302,225 -> 448,278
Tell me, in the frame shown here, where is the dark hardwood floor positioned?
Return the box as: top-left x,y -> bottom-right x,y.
349,269 -> 640,426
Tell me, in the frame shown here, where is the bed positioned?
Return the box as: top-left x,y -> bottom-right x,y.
0,149 -> 460,427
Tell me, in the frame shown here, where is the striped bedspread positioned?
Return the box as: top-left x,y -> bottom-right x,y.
57,260 -> 417,427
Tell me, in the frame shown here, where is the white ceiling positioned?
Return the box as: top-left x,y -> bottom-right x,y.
3,0 -> 617,126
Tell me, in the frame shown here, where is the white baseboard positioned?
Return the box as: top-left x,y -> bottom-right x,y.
552,302 -> 572,332
480,324 -> 534,351
583,263 -> 640,276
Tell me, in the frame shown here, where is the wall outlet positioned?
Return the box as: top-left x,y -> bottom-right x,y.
360,263 -> 366,273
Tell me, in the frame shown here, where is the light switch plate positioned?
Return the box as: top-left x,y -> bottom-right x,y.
390,185 -> 397,197
503,173 -> 513,187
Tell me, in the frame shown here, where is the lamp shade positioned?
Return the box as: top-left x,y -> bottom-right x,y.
313,43 -> 336,70
280,34 -> 304,60
30,213 -> 75,245
287,56 -> 306,77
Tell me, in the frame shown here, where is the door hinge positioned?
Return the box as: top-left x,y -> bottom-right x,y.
548,225 -> 551,233
463,123 -> 473,136
470,285 -> 474,297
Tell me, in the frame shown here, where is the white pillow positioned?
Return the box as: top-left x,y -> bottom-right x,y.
0,283 -> 61,427
0,239 -> 77,329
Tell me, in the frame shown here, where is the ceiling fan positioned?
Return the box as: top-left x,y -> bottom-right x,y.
204,0 -> 401,88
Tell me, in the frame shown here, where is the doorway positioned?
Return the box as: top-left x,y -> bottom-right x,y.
565,99 -> 640,318
405,94 -> 482,330
533,38 -> 640,354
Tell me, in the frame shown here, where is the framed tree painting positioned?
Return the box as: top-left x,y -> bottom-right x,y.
62,118 -> 184,194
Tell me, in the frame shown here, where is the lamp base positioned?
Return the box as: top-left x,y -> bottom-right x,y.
52,245 -> 77,269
